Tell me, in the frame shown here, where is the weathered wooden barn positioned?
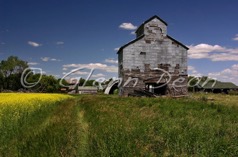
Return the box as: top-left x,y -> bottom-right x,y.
117,15 -> 188,97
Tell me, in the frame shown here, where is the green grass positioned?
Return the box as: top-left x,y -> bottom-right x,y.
1,93 -> 238,156
0,95 -> 82,157
78,95 -> 238,156
191,92 -> 238,107
16,99 -> 82,157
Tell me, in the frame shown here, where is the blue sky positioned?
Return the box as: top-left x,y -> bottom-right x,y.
1,0 -> 238,84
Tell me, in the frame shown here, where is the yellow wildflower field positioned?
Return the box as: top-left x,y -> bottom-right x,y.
0,93 -> 72,106
0,93 -> 73,123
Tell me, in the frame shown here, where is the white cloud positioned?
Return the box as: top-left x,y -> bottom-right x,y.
232,64 -> 238,70
41,57 -> 61,62
63,63 -> 117,73
233,34 -> 238,41
208,64 -> 238,85
187,65 -> 202,77
50,58 -> 61,61
114,47 -> 120,51
188,66 -> 195,71
188,44 -> 226,54
119,23 -> 137,30
41,57 -> 50,62
187,64 -> 238,85
28,62 -> 39,65
188,52 -> 210,59
53,74 -> 60,78
131,31 -> 136,35
210,53 -> 238,61
92,73 -> 106,78
62,67 -> 68,71
105,58 -> 118,64
28,41 -> 41,47
64,63 -> 106,68
73,71 -> 89,75
188,43 -> 238,61
56,41 -> 64,45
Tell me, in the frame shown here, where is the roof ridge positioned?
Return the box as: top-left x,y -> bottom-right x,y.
135,15 -> 167,33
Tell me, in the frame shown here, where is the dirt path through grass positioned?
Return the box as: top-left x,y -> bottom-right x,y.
1,98 -> 88,157
21,98 -> 88,157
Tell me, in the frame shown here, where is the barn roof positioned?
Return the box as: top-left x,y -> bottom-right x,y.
167,35 -> 189,50
117,35 -> 144,54
117,34 -> 189,54
78,86 -> 98,91
197,81 -> 238,89
135,15 -> 168,34
117,15 -> 188,54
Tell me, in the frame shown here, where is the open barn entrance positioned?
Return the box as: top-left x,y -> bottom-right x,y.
108,83 -> 119,94
145,83 -> 167,95
104,80 -> 119,95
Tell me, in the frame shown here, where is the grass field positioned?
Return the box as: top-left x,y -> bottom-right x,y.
0,93 -> 238,156
0,93 -> 79,157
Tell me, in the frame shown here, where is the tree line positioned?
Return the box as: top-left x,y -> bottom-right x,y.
0,56 -> 101,93
0,56 -> 64,93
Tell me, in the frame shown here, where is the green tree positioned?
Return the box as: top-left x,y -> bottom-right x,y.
0,56 -> 28,90
40,75 -> 58,93
78,78 -> 95,86
26,74 -> 59,93
0,72 -> 3,92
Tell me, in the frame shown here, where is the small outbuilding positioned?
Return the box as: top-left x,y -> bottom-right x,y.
78,86 -> 98,94
194,81 -> 238,94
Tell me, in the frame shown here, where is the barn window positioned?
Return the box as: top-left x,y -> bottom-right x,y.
140,52 -> 146,55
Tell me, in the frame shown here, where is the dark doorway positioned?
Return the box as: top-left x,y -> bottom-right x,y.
108,83 -> 119,94
145,83 -> 167,95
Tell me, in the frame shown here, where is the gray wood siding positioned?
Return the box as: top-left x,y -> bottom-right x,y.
118,16 -> 188,96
